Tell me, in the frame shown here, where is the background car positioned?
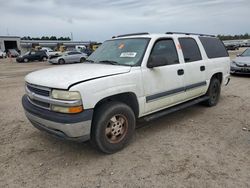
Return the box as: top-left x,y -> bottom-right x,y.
16,50 -> 48,63
226,44 -> 239,51
48,51 -> 87,64
231,48 -> 250,74
7,49 -> 20,57
0,49 -> 7,58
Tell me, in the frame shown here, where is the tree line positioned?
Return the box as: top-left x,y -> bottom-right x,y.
21,36 -> 71,41
21,33 -> 250,41
217,33 -> 250,40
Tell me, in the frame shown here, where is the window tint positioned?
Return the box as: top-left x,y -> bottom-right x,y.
199,37 -> 228,58
150,39 -> 179,66
179,38 -> 202,62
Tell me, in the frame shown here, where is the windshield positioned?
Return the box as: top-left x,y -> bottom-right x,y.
24,51 -> 30,55
241,48 -> 250,57
87,38 -> 150,66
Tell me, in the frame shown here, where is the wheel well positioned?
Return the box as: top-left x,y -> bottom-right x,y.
211,72 -> 223,83
93,92 -> 139,118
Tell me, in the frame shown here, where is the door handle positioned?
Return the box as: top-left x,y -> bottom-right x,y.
177,69 -> 184,75
200,66 -> 205,71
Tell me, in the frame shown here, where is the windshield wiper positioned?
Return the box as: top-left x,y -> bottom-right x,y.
98,60 -> 120,65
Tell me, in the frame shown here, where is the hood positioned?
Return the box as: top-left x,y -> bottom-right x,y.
25,63 -> 131,89
234,56 -> 250,65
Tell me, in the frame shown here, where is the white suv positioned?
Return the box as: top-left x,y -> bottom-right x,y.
22,32 -> 230,153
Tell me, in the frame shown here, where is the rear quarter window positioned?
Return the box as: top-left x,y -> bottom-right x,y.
199,37 -> 228,58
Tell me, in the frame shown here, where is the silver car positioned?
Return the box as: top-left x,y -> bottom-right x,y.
231,48 -> 250,74
48,51 -> 87,64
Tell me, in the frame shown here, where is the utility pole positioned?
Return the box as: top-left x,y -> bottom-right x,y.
71,32 -> 73,41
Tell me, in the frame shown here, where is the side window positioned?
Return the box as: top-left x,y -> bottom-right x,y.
67,52 -> 74,55
179,38 -> 202,62
149,39 -> 179,66
199,37 -> 228,58
31,51 -> 36,55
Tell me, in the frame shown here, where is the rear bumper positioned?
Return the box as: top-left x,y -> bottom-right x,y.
22,95 -> 93,142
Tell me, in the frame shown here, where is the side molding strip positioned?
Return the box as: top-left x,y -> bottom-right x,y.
146,81 -> 206,103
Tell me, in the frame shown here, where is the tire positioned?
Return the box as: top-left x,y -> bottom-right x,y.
42,56 -> 47,61
58,58 -> 65,64
203,78 -> 221,107
91,101 -> 136,154
80,57 -> 85,63
24,58 -> 28,63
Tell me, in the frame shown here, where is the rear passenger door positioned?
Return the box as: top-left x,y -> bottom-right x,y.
178,37 -> 207,99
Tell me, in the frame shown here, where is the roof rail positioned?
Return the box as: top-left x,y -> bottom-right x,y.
112,32 -> 149,38
166,32 -> 215,37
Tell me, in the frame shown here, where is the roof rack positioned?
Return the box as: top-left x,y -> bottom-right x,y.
166,32 -> 215,37
112,32 -> 149,38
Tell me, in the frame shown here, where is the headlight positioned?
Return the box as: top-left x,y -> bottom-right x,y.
52,90 -> 81,100
51,90 -> 83,113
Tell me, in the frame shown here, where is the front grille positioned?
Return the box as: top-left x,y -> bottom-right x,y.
27,84 -> 50,96
236,63 -> 250,67
30,99 -> 50,108
26,83 -> 51,109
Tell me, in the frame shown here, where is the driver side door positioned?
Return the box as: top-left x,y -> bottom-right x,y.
142,38 -> 186,114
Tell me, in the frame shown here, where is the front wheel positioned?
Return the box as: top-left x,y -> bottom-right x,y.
203,78 -> 221,107
91,102 -> 135,154
58,58 -> 65,64
42,57 -> 47,61
24,58 -> 28,63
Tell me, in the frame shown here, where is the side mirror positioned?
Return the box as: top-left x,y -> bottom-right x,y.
147,56 -> 167,68
236,54 -> 240,57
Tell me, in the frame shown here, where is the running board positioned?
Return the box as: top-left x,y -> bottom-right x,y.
142,96 -> 209,122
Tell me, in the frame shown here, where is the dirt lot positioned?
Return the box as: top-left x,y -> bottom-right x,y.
0,51 -> 249,188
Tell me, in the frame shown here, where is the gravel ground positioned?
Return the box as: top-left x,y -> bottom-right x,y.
0,51 -> 249,188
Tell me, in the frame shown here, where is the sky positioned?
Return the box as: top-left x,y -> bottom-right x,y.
0,0 -> 250,42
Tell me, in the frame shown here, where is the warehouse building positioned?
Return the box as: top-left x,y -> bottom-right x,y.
0,36 -> 21,52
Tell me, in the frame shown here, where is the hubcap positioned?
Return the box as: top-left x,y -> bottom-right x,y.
105,114 -> 128,144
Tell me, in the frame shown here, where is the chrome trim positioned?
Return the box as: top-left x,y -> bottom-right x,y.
26,83 -> 51,91
25,86 -> 82,107
27,96 -> 50,110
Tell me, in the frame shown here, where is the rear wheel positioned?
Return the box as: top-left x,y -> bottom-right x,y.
80,57 -> 85,63
58,58 -> 65,64
91,102 -> 135,154
203,78 -> 221,107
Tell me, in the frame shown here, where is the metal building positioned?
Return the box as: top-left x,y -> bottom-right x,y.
0,36 -> 21,52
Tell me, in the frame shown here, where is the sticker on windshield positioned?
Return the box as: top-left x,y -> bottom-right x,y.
120,52 -> 137,58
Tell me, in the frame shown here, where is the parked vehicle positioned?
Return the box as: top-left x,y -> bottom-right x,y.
226,44 -> 239,51
22,32 -> 230,153
48,51 -> 87,64
8,49 -> 20,57
16,50 -> 48,63
231,48 -> 250,74
0,49 -> 7,58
